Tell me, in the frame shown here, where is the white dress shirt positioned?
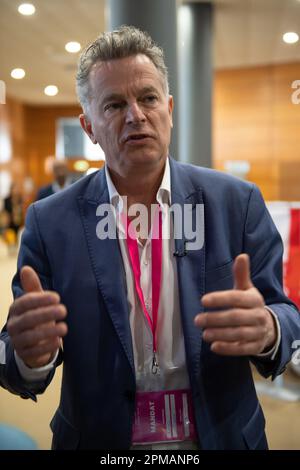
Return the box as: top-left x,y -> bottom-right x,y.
105,159 -> 190,394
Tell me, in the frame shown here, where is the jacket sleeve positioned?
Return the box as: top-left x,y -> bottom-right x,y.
0,203 -> 62,401
244,185 -> 300,379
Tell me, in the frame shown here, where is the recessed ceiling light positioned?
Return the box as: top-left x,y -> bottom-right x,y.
44,85 -> 58,96
18,3 -> 36,16
65,41 -> 81,53
283,32 -> 299,44
11,68 -> 26,79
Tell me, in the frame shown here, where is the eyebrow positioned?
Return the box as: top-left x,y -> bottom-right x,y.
101,93 -> 125,107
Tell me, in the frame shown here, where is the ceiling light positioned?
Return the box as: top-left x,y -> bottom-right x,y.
65,42 -> 81,53
18,3 -> 36,16
283,32 -> 299,44
11,68 -> 26,79
44,85 -> 58,96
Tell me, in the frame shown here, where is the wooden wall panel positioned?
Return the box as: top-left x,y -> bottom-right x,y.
213,62 -> 300,201
0,97 -> 26,193
25,105 -> 82,188
1,100 -> 104,205
273,64 -> 300,164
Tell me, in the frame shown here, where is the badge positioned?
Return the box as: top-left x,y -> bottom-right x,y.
132,389 -> 196,445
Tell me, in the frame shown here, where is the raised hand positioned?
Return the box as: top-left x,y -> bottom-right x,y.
194,254 -> 277,356
7,266 -> 67,368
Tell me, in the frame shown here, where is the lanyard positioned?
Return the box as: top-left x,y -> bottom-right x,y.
124,208 -> 162,374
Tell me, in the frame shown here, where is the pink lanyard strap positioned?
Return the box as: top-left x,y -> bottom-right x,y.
124,208 -> 162,373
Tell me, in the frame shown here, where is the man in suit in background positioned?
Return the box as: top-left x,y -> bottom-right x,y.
1,26 -> 300,450
36,160 -> 71,200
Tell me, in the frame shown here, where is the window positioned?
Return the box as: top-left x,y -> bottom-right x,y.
56,118 -> 105,161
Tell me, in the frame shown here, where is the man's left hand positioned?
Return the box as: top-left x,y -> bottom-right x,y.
194,254 -> 277,356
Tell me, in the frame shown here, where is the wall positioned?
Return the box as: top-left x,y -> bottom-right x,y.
0,100 -> 104,204
213,63 -> 300,200
1,62 -> 300,203
213,62 -> 300,200
25,105 -> 83,189
0,97 -> 27,197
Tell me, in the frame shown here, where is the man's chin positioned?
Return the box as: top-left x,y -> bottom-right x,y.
123,150 -> 166,165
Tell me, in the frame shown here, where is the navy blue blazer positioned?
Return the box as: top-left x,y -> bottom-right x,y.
1,158 -> 300,450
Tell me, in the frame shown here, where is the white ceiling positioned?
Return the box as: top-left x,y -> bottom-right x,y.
0,0 -> 106,104
0,0 -> 300,105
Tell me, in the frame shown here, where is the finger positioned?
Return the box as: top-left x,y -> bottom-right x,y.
233,254 -> 253,290
195,308 -> 264,329
21,266 -> 43,293
203,326 -> 264,343
9,291 -> 60,318
18,337 -> 62,363
201,289 -> 263,310
13,322 -> 68,350
7,304 -> 67,336
210,340 -> 263,356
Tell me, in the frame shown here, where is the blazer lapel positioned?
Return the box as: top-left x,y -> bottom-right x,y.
170,159 -> 205,381
77,169 -> 135,374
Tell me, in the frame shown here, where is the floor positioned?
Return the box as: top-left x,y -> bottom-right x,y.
1,239 -> 300,449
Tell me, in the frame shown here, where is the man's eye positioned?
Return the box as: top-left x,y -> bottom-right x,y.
143,95 -> 158,103
104,102 -> 123,111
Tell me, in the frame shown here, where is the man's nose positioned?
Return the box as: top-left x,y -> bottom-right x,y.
125,102 -> 146,124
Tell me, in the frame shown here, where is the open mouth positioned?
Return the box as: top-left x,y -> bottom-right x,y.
125,134 -> 152,142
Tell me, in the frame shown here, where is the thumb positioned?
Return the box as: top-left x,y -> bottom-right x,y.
233,254 -> 253,290
20,266 -> 43,293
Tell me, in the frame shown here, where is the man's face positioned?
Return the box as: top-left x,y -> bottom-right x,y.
80,54 -> 173,176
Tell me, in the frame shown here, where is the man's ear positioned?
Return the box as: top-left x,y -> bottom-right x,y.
79,114 -> 97,144
168,95 -> 174,129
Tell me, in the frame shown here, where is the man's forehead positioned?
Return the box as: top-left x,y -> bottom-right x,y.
89,54 -> 162,88
91,53 -> 154,74
89,54 -> 164,99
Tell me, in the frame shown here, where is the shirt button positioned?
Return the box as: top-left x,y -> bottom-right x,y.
143,260 -> 148,265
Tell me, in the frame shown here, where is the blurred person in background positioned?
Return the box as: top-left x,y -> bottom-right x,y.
3,183 -> 24,247
36,160 -> 72,200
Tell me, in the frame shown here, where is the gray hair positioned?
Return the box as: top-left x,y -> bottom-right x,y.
76,25 -> 169,113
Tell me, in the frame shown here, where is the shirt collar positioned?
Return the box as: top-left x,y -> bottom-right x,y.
105,157 -> 171,212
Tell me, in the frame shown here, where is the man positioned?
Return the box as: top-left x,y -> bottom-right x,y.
36,160 -> 71,200
1,26 -> 300,450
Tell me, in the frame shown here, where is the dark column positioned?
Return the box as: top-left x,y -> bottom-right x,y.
178,3 -> 213,167
107,0 -> 178,159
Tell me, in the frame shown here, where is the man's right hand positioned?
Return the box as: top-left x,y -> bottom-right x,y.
7,266 -> 68,369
